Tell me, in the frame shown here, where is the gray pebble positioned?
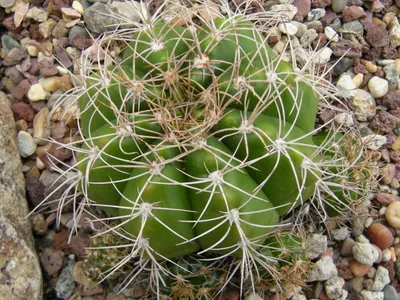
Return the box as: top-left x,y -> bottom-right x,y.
0,0 -> 15,8
55,260 -> 75,300
308,256 -> 338,281
383,285 -> 398,300
307,8 -> 326,21
17,131 -> 37,158
306,234 -> 327,259
333,57 -> 354,76
83,2 -> 119,33
331,227 -> 350,241
68,26 -> 90,47
342,20 -> 364,37
1,35 -> 21,53
348,89 -> 377,122
352,242 -> 379,266
332,0 -> 348,13
383,64 -> 400,85
361,290 -> 384,300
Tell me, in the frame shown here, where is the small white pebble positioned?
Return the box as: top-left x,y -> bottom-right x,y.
325,26 -> 339,42
368,76 -> 389,98
278,22 -> 298,36
337,74 -> 355,91
28,83 -> 47,101
364,217 -> 374,228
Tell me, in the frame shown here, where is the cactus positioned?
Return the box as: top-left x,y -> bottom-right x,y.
37,0 -> 377,297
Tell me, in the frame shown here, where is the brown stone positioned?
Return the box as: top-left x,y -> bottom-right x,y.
367,223 -> 394,249
375,193 -> 400,205
40,247 -> 65,276
349,260 -> 372,277
11,101 -> 35,122
342,6 -> 367,22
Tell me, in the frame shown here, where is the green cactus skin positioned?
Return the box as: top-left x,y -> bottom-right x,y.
48,1 -> 374,296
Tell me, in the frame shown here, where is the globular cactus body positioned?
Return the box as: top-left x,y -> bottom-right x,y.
44,1 -> 375,296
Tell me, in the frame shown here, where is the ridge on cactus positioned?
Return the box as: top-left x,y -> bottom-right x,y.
31,0 -> 377,297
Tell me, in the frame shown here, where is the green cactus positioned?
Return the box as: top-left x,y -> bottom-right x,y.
40,0 -> 376,296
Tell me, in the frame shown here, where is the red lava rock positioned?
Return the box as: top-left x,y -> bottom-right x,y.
366,25 -> 390,48
68,234 -> 89,257
29,58 -> 40,76
2,16 -> 18,31
311,0 -> 332,8
40,247 -> 65,276
367,223 -> 394,249
293,0 -> 311,19
39,60 -> 59,78
340,238 -> 355,256
331,40 -> 364,58
342,6 -> 367,22
371,111 -> 397,134
53,229 -> 69,251
322,9 -> 337,25
312,33 -> 328,50
78,211 -> 103,233
25,166 -> 45,207
11,102 -> 35,122
383,90 -> 400,110
11,79 -> 30,101
349,260 -> 372,277
375,193 -> 400,205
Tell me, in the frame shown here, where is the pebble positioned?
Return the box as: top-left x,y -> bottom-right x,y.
367,223 -> 394,249
244,293 -> 263,300
26,7 -> 49,22
383,64 -> 400,85
17,131 -> 37,158
382,249 -> 393,263
0,0 -> 14,8
336,74 -> 356,91
306,234 -> 327,259
386,202 -> 400,229
331,227 -> 350,241
30,214 -> 47,235
83,3 -> 119,34
28,83 -> 47,102
270,4 -> 298,20
39,77 -> 59,93
324,276 -> 345,299
109,1 -> 149,28
383,285 -> 398,300
40,247 -> 65,276
341,238 -> 355,256
55,260 -> 76,300
331,0 -> 348,13
371,266 -> 390,291
352,242 -> 379,266
342,20 -> 364,37
375,193 -> 400,205
278,22 -> 298,36
307,256 -> 338,281
72,1 -> 84,14
300,28 -> 319,46
325,26 -> 339,42
1,35 -> 20,53
348,89 -> 376,121
308,8 -> 325,21
360,290 -> 384,300
39,19 -> 57,39
349,260 -> 372,277
361,134 -> 386,150
368,76 -> 389,98
33,108 -> 51,145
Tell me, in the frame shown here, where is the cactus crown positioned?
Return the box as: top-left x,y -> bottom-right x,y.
33,0 -> 377,297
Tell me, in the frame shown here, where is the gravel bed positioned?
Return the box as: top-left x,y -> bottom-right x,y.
2,0 -> 400,299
